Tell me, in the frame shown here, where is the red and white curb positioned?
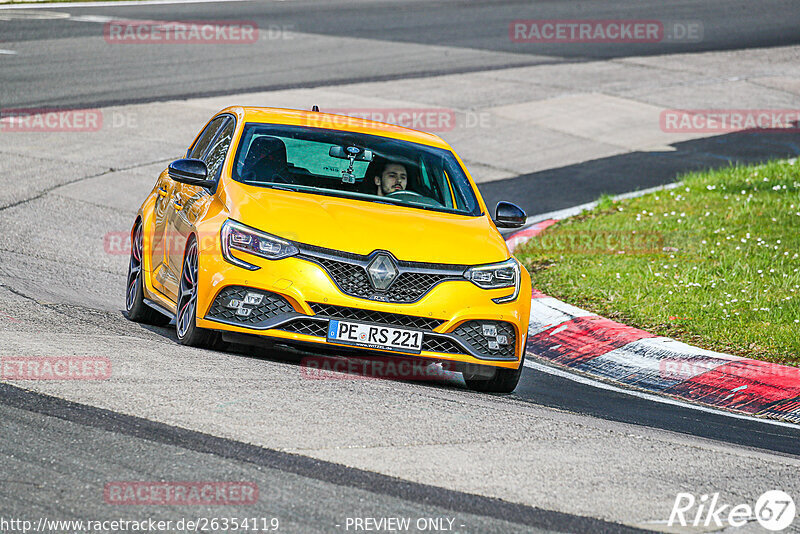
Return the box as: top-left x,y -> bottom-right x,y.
507,212 -> 800,426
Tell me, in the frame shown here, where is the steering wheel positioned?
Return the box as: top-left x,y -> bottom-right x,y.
387,190 -> 426,200
386,190 -> 443,207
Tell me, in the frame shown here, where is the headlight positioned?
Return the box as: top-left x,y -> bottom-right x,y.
221,219 -> 298,270
465,258 -> 520,303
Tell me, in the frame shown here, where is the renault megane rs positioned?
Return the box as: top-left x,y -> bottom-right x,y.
125,107 -> 531,392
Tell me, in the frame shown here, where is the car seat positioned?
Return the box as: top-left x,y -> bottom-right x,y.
241,136 -> 291,183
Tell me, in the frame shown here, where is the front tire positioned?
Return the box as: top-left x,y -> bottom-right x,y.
463,354 -> 525,394
125,222 -> 171,326
176,237 -> 219,348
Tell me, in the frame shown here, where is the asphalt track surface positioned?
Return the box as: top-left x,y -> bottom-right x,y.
3,0 -> 800,109
3,0 -> 800,215
0,384 -> 644,534
2,1 -> 800,532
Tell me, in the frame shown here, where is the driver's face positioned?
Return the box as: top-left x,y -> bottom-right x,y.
375,164 -> 407,196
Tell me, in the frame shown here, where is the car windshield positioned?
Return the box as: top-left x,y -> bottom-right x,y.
231,123 -> 482,216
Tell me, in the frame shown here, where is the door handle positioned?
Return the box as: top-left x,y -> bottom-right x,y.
172,196 -> 184,210
157,186 -> 168,198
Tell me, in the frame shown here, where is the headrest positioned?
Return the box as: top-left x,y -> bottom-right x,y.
245,136 -> 287,167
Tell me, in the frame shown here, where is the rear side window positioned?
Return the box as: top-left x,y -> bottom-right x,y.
204,120 -> 235,180
188,116 -> 227,159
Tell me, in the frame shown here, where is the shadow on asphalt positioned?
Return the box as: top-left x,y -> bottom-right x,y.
126,315 -> 470,392
479,131 -> 800,216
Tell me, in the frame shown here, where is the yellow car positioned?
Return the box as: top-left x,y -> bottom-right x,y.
125,107 -> 531,392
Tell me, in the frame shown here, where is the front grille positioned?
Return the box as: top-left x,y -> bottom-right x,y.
314,257 -> 373,298
309,303 -> 444,331
454,321 -> 516,359
310,256 -> 456,303
297,245 -> 465,304
277,318 -> 328,337
422,336 -> 467,355
207,286 -> 294,325
388,272 -> 451,303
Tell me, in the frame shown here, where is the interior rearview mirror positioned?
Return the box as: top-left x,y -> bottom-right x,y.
329,145 -> 374,162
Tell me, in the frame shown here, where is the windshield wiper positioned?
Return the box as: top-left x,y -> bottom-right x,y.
258,183 -> 301,193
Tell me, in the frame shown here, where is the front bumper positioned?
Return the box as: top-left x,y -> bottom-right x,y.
195,247 -> 530,369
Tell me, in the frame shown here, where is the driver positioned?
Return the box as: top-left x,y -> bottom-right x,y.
373,161 -> 408,196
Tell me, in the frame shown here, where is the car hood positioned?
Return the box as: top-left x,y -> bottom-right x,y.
224,182 -> 509,265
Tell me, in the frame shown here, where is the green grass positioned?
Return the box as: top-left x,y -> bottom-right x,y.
517,159 -> 800,365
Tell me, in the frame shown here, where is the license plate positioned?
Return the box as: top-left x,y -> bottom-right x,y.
326,320 -> 423,354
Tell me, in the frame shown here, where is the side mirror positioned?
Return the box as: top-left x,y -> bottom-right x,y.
168,159 -> 215,188
493,201 -> 527,229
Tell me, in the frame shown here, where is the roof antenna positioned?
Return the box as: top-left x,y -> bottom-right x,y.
311,105 -> 320,112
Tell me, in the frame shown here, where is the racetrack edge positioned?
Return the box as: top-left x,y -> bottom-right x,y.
507,212 -> 800,426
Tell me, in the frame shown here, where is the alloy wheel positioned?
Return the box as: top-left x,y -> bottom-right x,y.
177,240 -> 199,339
125,224 -> 143,312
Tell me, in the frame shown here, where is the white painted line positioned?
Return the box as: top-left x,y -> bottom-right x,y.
528,296 -> 595,336
614,182 -> 681,201
0,0 -> 254,9
68,14 -> 116,23
524,199 -> 597,226
549,324 -> 569,336
0,49 -> 17,54
523,358 -> 800,430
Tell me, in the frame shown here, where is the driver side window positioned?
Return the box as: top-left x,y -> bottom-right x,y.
188,116 -> 227,160
204,120 -> 235,181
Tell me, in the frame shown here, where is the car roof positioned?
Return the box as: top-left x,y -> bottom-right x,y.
221,106 -> 452,150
